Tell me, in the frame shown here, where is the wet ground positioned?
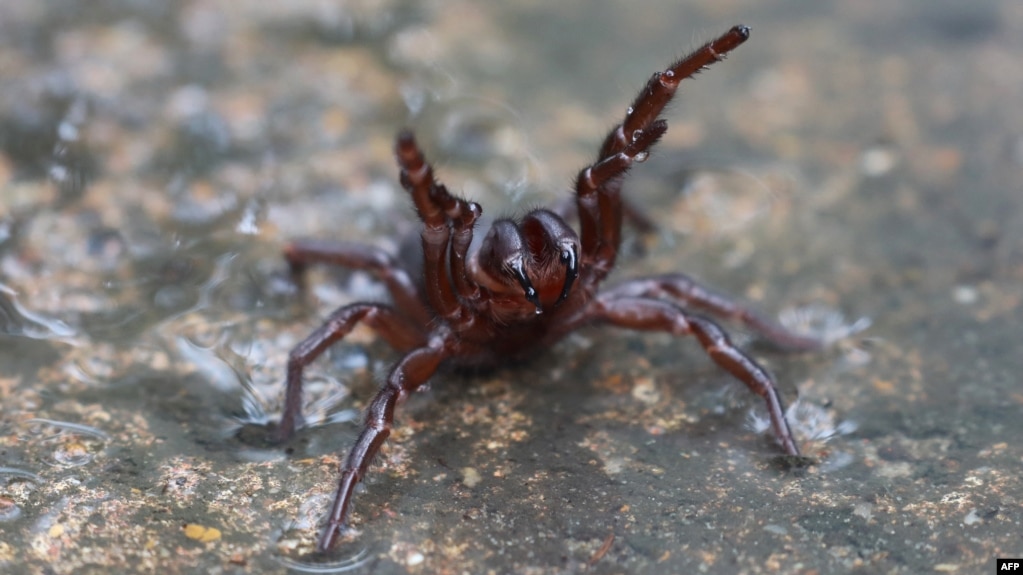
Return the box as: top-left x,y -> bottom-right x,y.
1,1 -> 1021,574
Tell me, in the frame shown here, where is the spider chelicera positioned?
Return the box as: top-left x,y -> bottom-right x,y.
272,25 -> 821,551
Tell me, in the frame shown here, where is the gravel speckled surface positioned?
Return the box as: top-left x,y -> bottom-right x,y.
1,1 -> 1021,573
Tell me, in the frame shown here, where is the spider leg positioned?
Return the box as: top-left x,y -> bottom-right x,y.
601,26 -> 750,159
276,302 -> 426,443
443,194 -> 482,303
603,273 -> 822,352
422,171 -> 482,304
395,131 -> 483,321
586,294 -> 800,456
576,26 -> 750,277
575,121 -> 668,277
318,342 -> 450,552
284,239 -> 432,326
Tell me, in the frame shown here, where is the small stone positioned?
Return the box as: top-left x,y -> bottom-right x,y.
183,523 -> 222,542
461,467 -> 482,488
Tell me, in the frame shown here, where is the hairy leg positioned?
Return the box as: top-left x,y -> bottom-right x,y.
276,303 -> 426,443
576,26 -> 751,278
603,273 -> 822,352
575,122 -> 667,278
318,343 -> 449,551
395,131 -> 483,322
420,165 -> 483,304
587,294 -> 800,456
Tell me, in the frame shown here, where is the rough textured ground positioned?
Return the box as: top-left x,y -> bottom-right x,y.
1,1 -> 1021,573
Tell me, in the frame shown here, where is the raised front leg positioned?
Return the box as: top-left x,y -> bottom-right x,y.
395,131 -> 466,321
318,343 -> 449,551
276,303 -> 426,443
576,26 -> 751,278
589,295 -> 800,456
603,273 -> 822,352
574,121 -> 667,278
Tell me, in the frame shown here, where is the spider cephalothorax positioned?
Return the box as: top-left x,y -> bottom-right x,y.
272,25 -> 821,551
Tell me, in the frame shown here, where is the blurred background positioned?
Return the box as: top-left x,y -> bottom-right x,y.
1,1 -> 1020,573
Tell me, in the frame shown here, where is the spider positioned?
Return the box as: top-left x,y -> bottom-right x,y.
272,25 -> 821,551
